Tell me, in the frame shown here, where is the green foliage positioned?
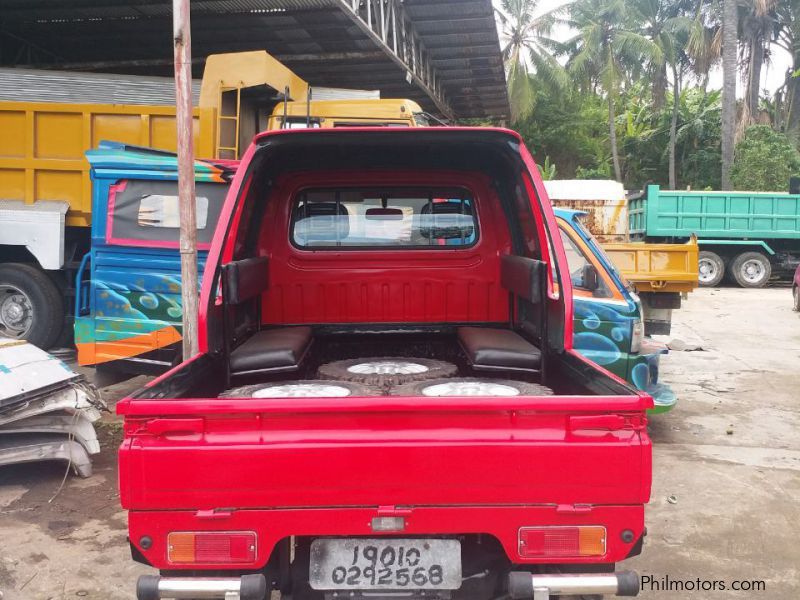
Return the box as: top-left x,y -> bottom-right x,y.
731,125 -> 800,191
514,74 -> 722,190
496,0 -> 800,190
537,156 -> 558,180
512,79 -> 609,178
497,0 -> 567,120
576,164 -> 613,179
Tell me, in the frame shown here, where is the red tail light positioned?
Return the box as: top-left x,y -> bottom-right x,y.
167,531 -> 257,564
518,526 -> 606,558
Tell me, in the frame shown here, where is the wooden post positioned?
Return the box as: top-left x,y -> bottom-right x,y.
173,0 -> 199,359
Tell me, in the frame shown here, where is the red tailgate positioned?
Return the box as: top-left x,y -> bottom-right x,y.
119,394 -> 651,511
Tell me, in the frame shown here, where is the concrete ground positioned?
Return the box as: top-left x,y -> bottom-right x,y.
0,287 -> 798,599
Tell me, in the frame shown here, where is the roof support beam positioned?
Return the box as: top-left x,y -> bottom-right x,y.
338,0 -> 454,120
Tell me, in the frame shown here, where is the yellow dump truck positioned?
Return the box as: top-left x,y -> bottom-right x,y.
0,51 -> 424,348
545,179 -> 698,334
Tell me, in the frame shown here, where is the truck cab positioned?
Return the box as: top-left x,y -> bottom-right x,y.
555,209 -> 676,413
118,128 -> 651,600
74,142 -> 235,370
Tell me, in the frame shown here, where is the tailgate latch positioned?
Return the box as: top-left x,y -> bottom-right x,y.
555,503 -> 593,514
195,508 -> 234,520
568,415 -> 627,432
145,418 -> 204,436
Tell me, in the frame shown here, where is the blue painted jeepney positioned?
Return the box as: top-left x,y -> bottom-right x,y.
74,142 -> 235,370
555,208 -> 676,413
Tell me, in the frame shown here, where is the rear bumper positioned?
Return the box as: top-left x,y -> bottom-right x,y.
128,504 -> 645,571
136,575 -> 266,600
509,571 -> 639,598
136,571 -> 640,600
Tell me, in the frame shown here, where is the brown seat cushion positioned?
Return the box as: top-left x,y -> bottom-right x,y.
458,326 -> 541,372
230,326 -> 312,374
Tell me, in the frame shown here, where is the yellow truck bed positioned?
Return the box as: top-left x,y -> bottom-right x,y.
603,238 -> 699,293
0,101 -> 214,227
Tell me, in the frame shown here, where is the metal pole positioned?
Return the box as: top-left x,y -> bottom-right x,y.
173,0 -> 199,359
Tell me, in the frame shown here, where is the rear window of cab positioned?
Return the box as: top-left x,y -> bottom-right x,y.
290,187 -> 478,249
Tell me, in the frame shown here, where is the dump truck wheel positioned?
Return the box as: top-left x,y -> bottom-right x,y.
317,357 -> 458,390
0,263 -> 63,349
698,251 -> 725,287
731,252 -> 771,288
390,378 -> 553,397
220,380 -> 379,398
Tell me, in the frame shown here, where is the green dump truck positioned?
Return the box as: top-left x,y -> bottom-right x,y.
629,184 -> 800,288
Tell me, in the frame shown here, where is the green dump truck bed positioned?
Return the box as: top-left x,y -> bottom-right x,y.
630,184 -> 800,240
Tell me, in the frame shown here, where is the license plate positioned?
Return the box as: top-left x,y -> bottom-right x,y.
309,538 -> 462,590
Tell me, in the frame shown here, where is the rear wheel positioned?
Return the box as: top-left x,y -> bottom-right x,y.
731,252 -> 771,288
698,251 -> 725,287
220,380 -> 379,398
318,357 -> 458,390
0,263 -> 63,349
391,378 -> 553,397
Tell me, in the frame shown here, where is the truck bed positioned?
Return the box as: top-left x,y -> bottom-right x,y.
603,239 -> 699,293
630,184 -> 800,240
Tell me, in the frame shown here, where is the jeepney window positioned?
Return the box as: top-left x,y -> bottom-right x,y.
108,179 -> 227,246
559,228 -> 612,296
137,195 -> 208,229
291,187 -> 477,249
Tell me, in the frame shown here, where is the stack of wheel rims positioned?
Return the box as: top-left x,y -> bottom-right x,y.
223,357 -> 552,398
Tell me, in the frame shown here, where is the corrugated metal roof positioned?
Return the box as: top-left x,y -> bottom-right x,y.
0,0 -> 509,119
0,68 -> 200,105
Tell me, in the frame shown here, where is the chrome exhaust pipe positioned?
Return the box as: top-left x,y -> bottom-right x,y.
136,574 -> 267,600
508,571 -> 639,599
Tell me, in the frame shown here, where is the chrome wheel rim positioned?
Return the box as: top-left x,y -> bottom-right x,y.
740,259 -> 765,284
252,384 -> 353,398
421,381 -> 521,397
0,285 -> 33,339
698,258 -> 718,284
347,361 -> 429,375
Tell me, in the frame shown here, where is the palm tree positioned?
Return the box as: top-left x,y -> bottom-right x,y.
741,0 -> 778,129
497,0 -> 567,120
563,0 -> 662,182
685,0 -> 722,91
636,0 -> 693,188
772,0 -> 800,140
721,0 -> 738,189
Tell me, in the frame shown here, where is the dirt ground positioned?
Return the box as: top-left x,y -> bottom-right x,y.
1,287 -> 798,600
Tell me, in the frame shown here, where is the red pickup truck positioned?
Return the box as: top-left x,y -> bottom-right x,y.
117,128 -> 652,600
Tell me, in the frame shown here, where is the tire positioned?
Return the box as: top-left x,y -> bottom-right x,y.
0,263 -> 63,349
731,252 -> 772,288
390,377 -> 554,397
794,286 -> 800,312
220,380 -> 379,398
317,357 -> 458,390
697,251 -> 725,287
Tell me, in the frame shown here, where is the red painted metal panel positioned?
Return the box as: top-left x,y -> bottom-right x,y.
119,402 -> 648,511
127,504 -> 645,570
258,171 -> 510,325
